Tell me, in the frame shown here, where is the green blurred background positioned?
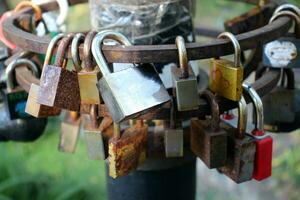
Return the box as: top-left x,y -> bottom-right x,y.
1,0 -> 300,200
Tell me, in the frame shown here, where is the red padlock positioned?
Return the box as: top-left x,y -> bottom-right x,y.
0,12 -> 16,50
243,83 -> 273,181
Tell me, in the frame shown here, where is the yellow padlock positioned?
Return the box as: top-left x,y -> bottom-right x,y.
209,32 -> 243,101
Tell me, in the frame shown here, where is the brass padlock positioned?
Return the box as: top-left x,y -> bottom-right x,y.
209,32 -> 243,101
172,36 -> 199,111
25,34 -> 64,118
59,111 -> 81,153
92,30 -> 170,122
164,99 -> 184,158
218,96 -> 256,183
77,31 -> 101,105
84,104 -> 113,160
3,58 -> 39,120
263,11 -> 300,68
108,120 -> 148,178
190,90 -> 227,169
37,34 -> 81,111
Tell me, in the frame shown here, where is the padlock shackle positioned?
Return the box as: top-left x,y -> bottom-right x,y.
217,32 -> 241,68
242,84 -> 264,132
83,31 -> 97,72
90,104 -> 99,129
92,30 -> 132,76
175,36 -> 189,79
269,11 -> 300,38
43,33 -> 65,68
200,90 -> 220,131
274,4 -> 300,18
54,34 -> 74,68
113,122 -> 121,139
5,58 -> 39,91
71,33 -> 85,72
237,96 -> 247,139
14,1 -> 42,22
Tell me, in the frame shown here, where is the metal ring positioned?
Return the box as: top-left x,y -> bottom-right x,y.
71,33 -> 85,72
270,10 -> 300,25
6,58 -> 39,91
217,32 -> 241,68
56,0 -> 69,26
14,1 -> 42,22
92,30 -> 132,76
175,36 -> 189,78
274,4 -> 300,17
242,83 -> 263,131
43,33 -> 65,67
237,96 -> 247,139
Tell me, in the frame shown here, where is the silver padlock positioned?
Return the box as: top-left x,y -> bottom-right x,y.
172,36 -> 199,111
92,31 -> 170,122
263,11 -> 300,68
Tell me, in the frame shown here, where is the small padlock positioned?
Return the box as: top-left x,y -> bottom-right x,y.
171,36 -> 199,111
218,96 -> 256,183
209,32 -> 243,101
37,34 -> 81,111
108,120 -> 148,178
59,111 -> 81,153
25,34 -> 64,118
3,58 -> 39,120
77,31 -> 102,105
262,69 -> 300,132
263,11 -> 300,68
84,104 -> 113,160
164,99 -> 184,158
243,83 -> 273,181
191,90 -> 227,169
92,30 -> 170,122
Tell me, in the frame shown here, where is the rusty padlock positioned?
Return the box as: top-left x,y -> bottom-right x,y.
218,96 -> 256,183
108,120 -> 148,179
92,30 -> 170,122
37,34 -> 81,111
25,34 -> 64,118
191,90 -> 227,169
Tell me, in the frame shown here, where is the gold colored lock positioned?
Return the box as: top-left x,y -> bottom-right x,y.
209,32 -> 243,101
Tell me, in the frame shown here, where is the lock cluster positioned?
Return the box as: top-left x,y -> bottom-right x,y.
0,0 -> 299,185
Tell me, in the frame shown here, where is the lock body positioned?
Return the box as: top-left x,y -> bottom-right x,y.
109,123 -> 148,178
209,58 -> 243,101
164,128 -> 184,158
98,64 -> 170,122
26,83 -> 61,117
171,66 -> 199,111
263,37 -> 300,68
191,119 -> 227,168
78,68 -> 101,104
37,64 -> 81,111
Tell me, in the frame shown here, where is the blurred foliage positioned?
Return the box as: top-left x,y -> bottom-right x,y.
2,0 -> 300,200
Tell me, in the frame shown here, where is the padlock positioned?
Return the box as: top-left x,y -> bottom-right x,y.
164,99 -> 184,158
218,96 -> 256,183
263,11 -> 300,68
191,90 -> 227,169
171,36 -> 199,111
2,58 -> 39,120
209,32 -> 243,101
59,111 -> 81,153
262,69 -> 300,132
25,34 -> 64,118
77,31 -> 101,105
84,104 -> 113,160
243,83 -> 273,181
37,34 -> 81,111
108,120 -> 148,178
92,30 -> 170,122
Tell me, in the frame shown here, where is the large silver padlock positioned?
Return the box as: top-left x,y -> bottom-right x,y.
171,36 -> 199,111
92,31 -> 170,122
263,11 -> 300,68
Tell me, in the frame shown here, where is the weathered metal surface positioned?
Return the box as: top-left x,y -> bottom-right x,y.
1,1 -> 292,64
